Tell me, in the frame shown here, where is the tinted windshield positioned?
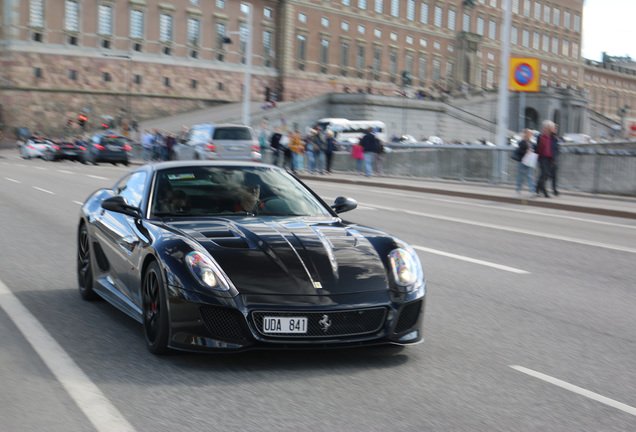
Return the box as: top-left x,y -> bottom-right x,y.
151,166 -> 331,218
212,127 -> 253,140
101,136 -> 127,145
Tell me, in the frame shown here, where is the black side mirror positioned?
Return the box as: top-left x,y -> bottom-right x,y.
331,196 -> 357,214
102,196 -> 143,219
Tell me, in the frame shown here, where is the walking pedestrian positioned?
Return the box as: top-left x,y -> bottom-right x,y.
535,120 -> 558,198
350,140 -> 365,174
359,127 -> 378,176
514,128 -> 537,196
289,129 -> 305,173
324,130 -> 338,173
269,127 -> 283,166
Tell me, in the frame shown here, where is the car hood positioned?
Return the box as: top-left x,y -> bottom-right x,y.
168,218 -> 389,296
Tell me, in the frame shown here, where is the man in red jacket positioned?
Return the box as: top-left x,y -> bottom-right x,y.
535,120 -> 558,198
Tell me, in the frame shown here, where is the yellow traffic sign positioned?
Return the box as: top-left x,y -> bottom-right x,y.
509,58 -> 540,92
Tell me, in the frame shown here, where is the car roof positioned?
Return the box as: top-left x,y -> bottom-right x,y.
140,160 -> 278,172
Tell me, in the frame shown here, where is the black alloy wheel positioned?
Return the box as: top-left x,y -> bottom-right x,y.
77,224 -> 98,300
142,261 -> 170,355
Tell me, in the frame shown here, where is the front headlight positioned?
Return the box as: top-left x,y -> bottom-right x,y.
185,251 -> 230,291
388,248 -> 421,287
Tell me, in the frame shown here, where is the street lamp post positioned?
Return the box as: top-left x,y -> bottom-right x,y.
222,4 -> 253,127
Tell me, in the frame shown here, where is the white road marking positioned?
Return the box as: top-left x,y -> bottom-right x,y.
86,174 -> 108,180
58,170 -> 74,174
0,278 -> 136,431
367,203 -> 636,254
33,186 -> 55,195
34,166 -> 47,170
73,200 -> 84,206
5,177 -> 21,183
510,365 -> 636,417
413,245 -> 530,274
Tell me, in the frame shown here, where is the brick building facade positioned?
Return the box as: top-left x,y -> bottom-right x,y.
0,0 -> 634,141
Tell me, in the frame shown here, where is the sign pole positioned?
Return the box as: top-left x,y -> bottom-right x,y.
495,0 -> 512,181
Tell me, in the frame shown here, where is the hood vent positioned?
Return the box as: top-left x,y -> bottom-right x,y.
199,229 -> 251,249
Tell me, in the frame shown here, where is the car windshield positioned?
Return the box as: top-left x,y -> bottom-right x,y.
102,136 -> 127,145
151,166 -> 332,218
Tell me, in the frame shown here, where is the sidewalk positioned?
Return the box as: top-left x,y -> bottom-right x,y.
3,147 -> 635,220
295,171 -> 636,220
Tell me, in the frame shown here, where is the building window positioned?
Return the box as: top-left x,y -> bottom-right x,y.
187,18 -> 200,46
420,2 -> 429,23
463,13 -> 470,32
543,5 -> 550,22
191,79 -> 198,89
434,6 -> 442,27
523,0 -> 530,17
216,22 -> 226,51
373,47 -> 382,72
375,0 -> 383,13
216,0 -> 225,8
358,25 -> 365,34
574,14 -> 581,32
448,9 -> 456,31
240,3 -> 250,14
420,38 -> 427,47
356,45 -> 365,69
320,39 -> 329,64
553,8 -> 560,25
406,35 -> 413,44
418,57 -> 427,80
103,72 -> 111,82
390,32 -> 398,41
358,0 -> 367,10
389,51 -> 397,75
263,30 -> 273,62
343,0 -> 351,5
512,0 -> 519,14
405,54 -> 414,73
65,1 -> 79,32
98,4 -> 113,35
297,34 -> 307,62
159,13 -> 173,43
342,21 -> 349,31
511,26 -> 518,45
130,9 -> 144,39
321,17 -> 329,28
534,2 -> 541,20
407,0 -> 415,20
532,32 -> 539,50
552,37 -> 558,54
433,41 -> 440,50
562,39 -> 569,56
134,74 -> 142,84
488,20 -> 496,40
522,29 -> 529,47
164,77 -> 171,87
264,7 -> 273,19
542,34 -> 549,52
432,59 -> 440,80
69,69 -> 77,80
30,0 -> 44,27
564,11 -> 571,29
391,0 -> 399,17
477,17 -> 484,36
341,42 -> 349,67
374,28 -> 382,38
298,13 -> 307,23
34,67 -> 42,78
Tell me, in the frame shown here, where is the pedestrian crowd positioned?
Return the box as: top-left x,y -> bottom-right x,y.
512,119 -> 560,198
262,123 -> 385,176
140,125 -> 189,162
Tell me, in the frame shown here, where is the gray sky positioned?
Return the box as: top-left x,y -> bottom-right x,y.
582,0 -> 636,61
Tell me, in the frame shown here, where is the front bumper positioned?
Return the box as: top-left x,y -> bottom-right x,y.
165,286 -> 425,352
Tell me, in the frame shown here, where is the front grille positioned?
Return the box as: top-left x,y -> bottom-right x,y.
394,300 -> 422,334
199,306 -> 247,342
252,307 -> 387,338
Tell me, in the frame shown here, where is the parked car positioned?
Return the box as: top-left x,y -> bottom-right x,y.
43,139 -> 82,161
19,137 -> 53,159
77,161 -> 425,354
80,132 -> 131,165
172,123 -> 261,162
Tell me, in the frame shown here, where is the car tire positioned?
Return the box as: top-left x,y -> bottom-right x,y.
77,224 -> 99,301
142,261 -> 171,355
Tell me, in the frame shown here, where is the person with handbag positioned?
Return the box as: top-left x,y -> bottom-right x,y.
514,129 -> 537,196
535,120 -> 558,198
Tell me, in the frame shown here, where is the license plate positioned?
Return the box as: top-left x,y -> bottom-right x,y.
106,144 -> 121,151
262,316 -> 307,334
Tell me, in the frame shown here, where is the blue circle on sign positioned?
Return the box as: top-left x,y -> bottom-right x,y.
514,63 -> 534,86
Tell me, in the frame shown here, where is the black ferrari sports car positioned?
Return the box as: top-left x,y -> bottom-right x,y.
77,161 -> 425,354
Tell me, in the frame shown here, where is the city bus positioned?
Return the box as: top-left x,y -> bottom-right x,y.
315,118 -> 387,144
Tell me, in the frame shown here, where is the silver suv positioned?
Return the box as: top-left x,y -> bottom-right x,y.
172,123 -> 262,162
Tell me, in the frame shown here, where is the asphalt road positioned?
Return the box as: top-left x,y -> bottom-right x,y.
1,155 -> 635,431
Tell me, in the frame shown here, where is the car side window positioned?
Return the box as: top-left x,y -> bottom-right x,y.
115,172 -> 147,208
